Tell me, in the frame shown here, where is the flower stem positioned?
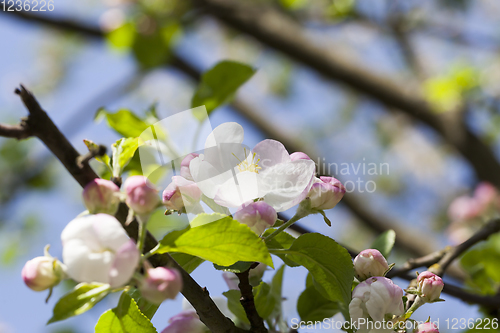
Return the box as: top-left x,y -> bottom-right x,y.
264,209 -> 308,242
136,215 -> 147,254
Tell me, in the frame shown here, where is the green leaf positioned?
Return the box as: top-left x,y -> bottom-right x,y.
106,22 -> 135,50
48,283 -> 110,324
95,109 -> 149,138
254,282 -> 275,319
95,292 -> 157,333
112,138 -> 139,178
214,261 -> 253,273
126,289 -> 159,320
155,217 -> 273,267
190,212 -> 228,228
223,290 -> 250,324
270,233 -> 353,310
269,265 -> 286,331
371,230 -> 396,259
83,139 -> 112,171
264,230 -> 299,267
191,61 -> 256,120
132,23 -> 180,69
223,282 -> 275,324
297,285 -> 340,322
170,253 -> 205,274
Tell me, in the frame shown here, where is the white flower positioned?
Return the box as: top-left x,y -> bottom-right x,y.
189,122 -> 316,211
349,277 -> 404,333
61,214 -> 140,288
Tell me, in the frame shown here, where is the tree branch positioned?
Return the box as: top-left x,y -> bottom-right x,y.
431,218 -> 500,276
5,85 -> 246,333
236,266 -> 267,333
0,121 -> 31,140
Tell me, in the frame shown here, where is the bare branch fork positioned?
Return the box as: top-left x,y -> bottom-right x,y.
5,85 -> 247,333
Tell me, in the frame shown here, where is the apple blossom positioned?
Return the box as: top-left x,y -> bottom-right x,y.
289,152 -> 311,161
161,311 -> 206,333
22,256 -> 66,291
417,271 -> 444,302
349,277 -> 404,330
140,267 -> 183,304
415,322 -> 439,333
124,175 -> 160,216
353,249 -> 390,281
189,122 -> 316,212
306,176 -> 346,211
233,201 -> 277,235
82,178 -> 120,215
61,214 -> 140,288
180,153 -> 199,181
162,176 -> 202,213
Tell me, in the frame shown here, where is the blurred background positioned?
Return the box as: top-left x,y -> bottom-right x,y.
1,0 -> 500,332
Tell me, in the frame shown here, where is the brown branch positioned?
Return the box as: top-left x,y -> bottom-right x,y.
236,265 -> 267,333
431,218 -> 500,276
8,85 -> 246,333
387,248 -> 449,278
0,121 -> 31,140
14,85 -> 99,188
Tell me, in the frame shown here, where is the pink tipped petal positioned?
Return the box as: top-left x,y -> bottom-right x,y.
109,239 -> 140,288
252,139 -> 291,169
290,152 -> 311,161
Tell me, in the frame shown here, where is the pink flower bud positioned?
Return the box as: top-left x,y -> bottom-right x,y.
140,267 -> 183,304
290,152 -> 311,161
415,322 -> 439,333
307,177 -> 346,211
349,277 -> 404,327
474,182 -> 498,210
163,176 -> 202,211
124,176 -> 160,215
161,311 -> 206,333
417,271 -> 444,302
447,196 -> 481,222
180,153 -> 199,181
233,201 -> 277,235
22,256 -> 65,291
353,249 -> 390,281
82,179 -> 121,215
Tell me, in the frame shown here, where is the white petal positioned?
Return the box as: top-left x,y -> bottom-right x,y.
91,215 -> 130,252
108,239 -> 139,288
191,158 -> 234,199
204,122 -> 244,150
61,215 -> 103,252
259,160 -> 316,211
252,139 -> 291,170
214,171 -> 261,207
63,239 -> 114,284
